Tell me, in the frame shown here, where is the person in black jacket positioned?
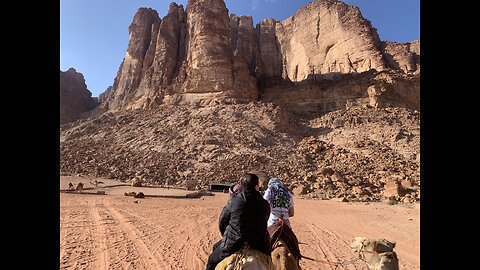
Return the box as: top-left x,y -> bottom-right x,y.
206,173 -> 271,270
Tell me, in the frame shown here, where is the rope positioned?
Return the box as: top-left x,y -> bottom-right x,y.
270,219 -> 284,250
270,221 -> 375,269
302,242 -> 378,268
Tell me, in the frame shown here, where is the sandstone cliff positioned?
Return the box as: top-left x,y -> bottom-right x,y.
60,0 -> 421,204
178,0 -> 257,103
256,18 -> 283,78
273,0 -> 386,82
260,70 -> 419,114
100,0 -> 420,113
104,1 -> 258,111
103,8 -> 161,110
60,68 -> 97,125
381,40 -> 420,74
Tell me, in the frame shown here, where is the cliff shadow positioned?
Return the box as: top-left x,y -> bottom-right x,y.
256,70 -> 379,115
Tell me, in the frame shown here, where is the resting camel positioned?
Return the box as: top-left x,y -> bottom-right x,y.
215,243 -> 275,270
75,182 -> 84,191
350,237 -> 399,270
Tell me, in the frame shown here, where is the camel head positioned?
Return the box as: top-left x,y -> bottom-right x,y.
271,239 -> 299,270
350,237 -> 399,270
270,222 -> 302,270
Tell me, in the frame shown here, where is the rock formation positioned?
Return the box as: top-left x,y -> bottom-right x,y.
60,0 -> 421,203
60,68 -> 97,124
179,0 -> 257,103
256,18 -> 283,78
98,0 -> 419,114
103,7 -> 162,110
381,40 -> 420,74
273,0 -> 386,81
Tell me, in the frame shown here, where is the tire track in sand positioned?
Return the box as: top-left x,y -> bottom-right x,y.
89,199 -> 110,270
115,208 -> 171,270
105,204 -> 166,270
298,222 -> 367,270
309,223 -> 367,270
180,210 -> 217,269
60,201 -> 96,270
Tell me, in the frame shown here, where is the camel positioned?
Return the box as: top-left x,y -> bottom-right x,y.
75,182 -> 84,191
269,220 -> 303,270
350,237 -> 399,270
215,243 -> 275,270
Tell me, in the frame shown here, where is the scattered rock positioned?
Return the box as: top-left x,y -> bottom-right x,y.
292,185 -> 307,196
131,178 -> 142,187
331,197 -> 349,202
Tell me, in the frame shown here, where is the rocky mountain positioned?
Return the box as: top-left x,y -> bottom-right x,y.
60,68 -> 97,124
60,0 -> 420,203
100,0 -> 419,113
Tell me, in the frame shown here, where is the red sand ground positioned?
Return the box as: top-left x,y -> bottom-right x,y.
60,176 -> 419,270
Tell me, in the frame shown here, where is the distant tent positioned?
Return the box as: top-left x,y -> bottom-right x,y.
209,183 -> 232,192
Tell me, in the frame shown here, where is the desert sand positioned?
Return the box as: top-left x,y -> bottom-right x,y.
60,176 -> 419,270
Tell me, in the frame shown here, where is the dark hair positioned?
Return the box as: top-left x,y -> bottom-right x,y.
240,173 -> 259,190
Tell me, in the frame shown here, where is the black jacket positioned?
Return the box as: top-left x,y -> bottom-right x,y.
218,189 -> 272,256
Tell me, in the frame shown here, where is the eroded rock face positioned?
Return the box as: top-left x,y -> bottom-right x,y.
381,40 -> 420,74
182,0 -> 234,94
256,18 -> 283,78
261,70 -> 419,114
180,0 -> 257,103
100,0 -> 419,114
274,0 -> 386,82
134,3 -> 187,110
230,14 -> 257,75
60,68 -> 97,124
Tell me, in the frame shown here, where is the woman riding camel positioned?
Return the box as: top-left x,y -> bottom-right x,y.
206,173 -> 271,270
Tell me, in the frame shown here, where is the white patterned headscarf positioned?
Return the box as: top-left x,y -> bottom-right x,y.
266,178 -> 291,208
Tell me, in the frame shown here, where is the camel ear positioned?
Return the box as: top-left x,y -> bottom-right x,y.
350,237 -> 367,252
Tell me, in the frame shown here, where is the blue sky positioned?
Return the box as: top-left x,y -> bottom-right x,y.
60,0 -> 420,97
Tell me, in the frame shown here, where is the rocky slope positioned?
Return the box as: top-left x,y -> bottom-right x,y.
60,68 -> 97,124
60,103 -> 419,203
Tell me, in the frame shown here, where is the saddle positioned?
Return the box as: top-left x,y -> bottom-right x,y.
215,242 -> 275,270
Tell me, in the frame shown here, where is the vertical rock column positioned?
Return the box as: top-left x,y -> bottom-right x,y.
182,0 -> 257,101
107,8 -> 161,110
